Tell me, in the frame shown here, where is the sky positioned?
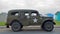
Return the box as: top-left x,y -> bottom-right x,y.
0,0 -> 60,14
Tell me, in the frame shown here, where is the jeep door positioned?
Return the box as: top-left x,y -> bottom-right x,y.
30,12 -> 40,25
20,12 -> 30,26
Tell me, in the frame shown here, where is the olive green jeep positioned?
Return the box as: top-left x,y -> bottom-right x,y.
6,9 -> 56,32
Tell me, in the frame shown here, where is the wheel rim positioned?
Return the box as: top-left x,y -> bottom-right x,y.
12,22 -> 21,31
44,22 -> 53,30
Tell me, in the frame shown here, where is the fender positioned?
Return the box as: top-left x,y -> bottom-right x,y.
41,20 -> 56,26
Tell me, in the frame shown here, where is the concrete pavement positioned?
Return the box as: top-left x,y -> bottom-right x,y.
54,25 -> 60,28
0,25 -> 60,32
0,26 -> 60,34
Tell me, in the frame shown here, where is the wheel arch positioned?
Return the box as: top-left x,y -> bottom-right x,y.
41,20 -> 55,26
10,19 -> 22,26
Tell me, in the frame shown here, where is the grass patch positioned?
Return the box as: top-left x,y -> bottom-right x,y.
55,21 -> 60,25
0,22 -> 6,26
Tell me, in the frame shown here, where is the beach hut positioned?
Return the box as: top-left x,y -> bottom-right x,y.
55,11 -> 60,21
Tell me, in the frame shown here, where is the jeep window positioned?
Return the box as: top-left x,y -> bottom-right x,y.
31,13 -> 37,16
25,13 -> 30,18
25,13 -> 29,16
11,12 -> 19,16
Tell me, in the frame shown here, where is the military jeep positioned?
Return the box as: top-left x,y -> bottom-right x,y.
6,9 -> 56,32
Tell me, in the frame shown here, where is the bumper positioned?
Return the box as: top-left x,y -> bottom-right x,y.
53,22 -> 56,25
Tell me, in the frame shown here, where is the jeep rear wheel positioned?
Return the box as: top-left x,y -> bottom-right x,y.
42,21 -> 54,32
11,21 -> 22,32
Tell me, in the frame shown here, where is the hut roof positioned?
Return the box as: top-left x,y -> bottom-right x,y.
55,11 -> 60,15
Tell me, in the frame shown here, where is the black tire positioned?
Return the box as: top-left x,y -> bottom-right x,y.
11,21 -> 22,32
41,21 -> 54,32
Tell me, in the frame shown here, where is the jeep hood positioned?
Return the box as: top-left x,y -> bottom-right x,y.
40,14 -> 53,19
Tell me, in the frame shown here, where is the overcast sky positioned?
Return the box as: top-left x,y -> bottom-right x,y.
0,0 -> 60,14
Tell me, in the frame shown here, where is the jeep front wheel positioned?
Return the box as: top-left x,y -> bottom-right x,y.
11,21 -> 22,32
42,21 -> 54,32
